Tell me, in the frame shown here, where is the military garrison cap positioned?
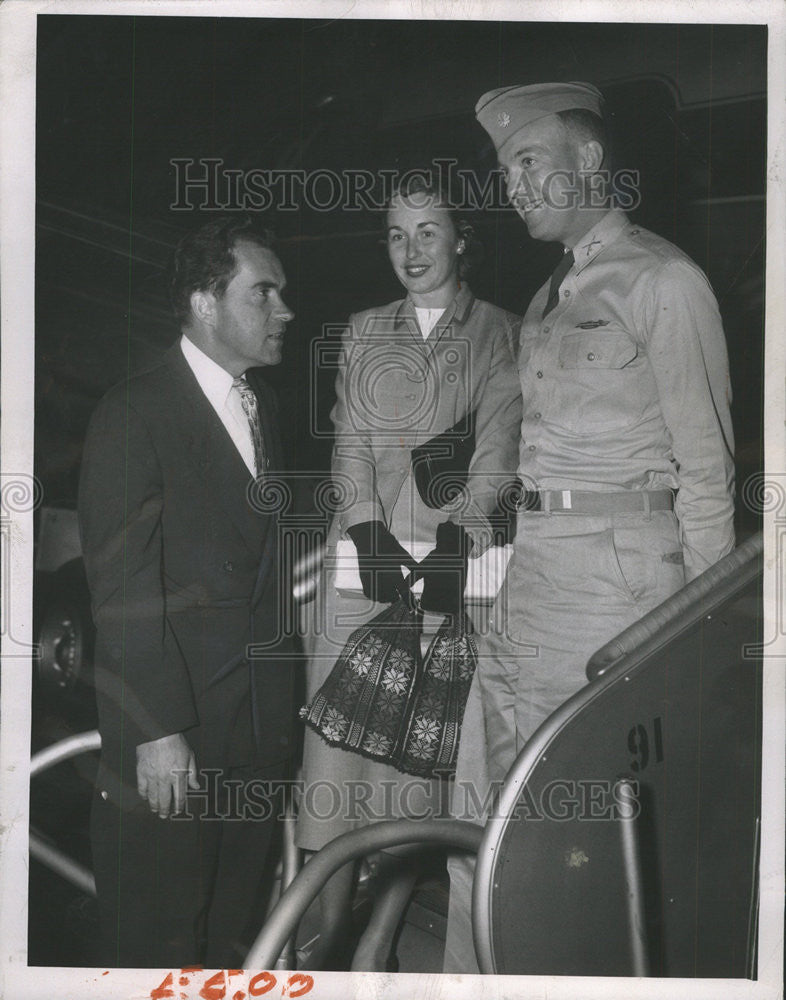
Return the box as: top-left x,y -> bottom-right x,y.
475,82 -> 604,154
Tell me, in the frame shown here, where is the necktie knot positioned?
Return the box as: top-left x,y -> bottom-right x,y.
542,249 -> 575,318
232,376 -> 266,477
232,374 -> 253,399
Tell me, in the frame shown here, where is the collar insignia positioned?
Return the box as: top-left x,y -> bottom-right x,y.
580,238 -> 602,256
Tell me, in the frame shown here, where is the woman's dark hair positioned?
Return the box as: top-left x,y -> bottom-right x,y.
385,173 -> 483,279
169,216 -> 275,323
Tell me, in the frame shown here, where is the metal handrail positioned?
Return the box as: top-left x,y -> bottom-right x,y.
30,729 -> 101,777
30,730 -> 102,896
29,832 -> 96,897
244,818 -> 484,968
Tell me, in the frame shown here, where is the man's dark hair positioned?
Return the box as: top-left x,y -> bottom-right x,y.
556,109 -> 609,167
169,216 -> 275,323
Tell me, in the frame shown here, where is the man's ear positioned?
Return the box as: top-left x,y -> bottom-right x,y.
190,289 -> 216,326
581,139 -> 605,173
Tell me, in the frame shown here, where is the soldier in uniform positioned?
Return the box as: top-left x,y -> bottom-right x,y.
444,82 -> 736,972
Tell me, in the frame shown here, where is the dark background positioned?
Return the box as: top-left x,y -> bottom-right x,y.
35,15 -> 766,531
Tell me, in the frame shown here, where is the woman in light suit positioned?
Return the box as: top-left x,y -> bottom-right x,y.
296,175 -> 522,970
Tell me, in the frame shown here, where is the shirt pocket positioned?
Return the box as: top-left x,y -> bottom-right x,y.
557,329 -> 638,369
551,328 -> 645,434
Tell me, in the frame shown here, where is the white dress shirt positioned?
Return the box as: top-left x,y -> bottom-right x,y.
180,335 -> 256,476
414,306 -> 444,339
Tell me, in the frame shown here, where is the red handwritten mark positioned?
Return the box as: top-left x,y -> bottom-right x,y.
103,971 -> 109,976
199,970 -> 229,1000
248,972 -> 276,996
150,972 -> 175,999
150,968 -> 310,1000
226,969 -> 245,1000
282,974 -> 314,998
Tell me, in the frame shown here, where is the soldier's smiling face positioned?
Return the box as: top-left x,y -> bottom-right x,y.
498,114 -> 589,247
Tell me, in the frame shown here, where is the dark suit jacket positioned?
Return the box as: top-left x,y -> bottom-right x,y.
78,344 -> 297,805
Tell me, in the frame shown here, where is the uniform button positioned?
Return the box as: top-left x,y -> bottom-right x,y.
543,326 -> 550,334
223,561 -> 234,572
564,289 -> 571,297
536,371 -> 543,378
587,352 -> 595,361
528,445 -> 536,452
631,228 -> 640,235
534,412 -> 541,419
100,790 -> 108,801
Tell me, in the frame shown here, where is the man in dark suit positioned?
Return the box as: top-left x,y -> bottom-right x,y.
78,216 -> 298,968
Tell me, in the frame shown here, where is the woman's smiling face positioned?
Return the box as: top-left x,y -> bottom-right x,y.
386,194 -> 461,308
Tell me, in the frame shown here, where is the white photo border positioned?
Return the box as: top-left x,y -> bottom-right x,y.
1,1 -> 783,998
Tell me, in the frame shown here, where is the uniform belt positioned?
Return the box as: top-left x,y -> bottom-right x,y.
516,489 -> 675,514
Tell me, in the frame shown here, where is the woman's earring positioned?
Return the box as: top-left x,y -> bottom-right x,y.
457,240 -> 465,254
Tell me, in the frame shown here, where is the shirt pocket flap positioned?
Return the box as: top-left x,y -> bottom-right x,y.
558,330 -> 638,369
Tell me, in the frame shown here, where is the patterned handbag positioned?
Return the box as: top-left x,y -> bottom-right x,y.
398,609 -> 478,777
300,599 -> 477,778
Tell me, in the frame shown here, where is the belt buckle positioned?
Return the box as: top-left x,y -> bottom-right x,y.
516,489 -> 542,513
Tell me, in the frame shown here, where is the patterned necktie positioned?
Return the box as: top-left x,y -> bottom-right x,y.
542,248 -> 575,318
232,376 -> 266,477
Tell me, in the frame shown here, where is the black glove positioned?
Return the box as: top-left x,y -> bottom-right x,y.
411,521 -> 472,614
346,520 -> 417,604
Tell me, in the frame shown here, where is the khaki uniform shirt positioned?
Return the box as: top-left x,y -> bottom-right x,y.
331,284 -> 522,548
517,209 -> 735,580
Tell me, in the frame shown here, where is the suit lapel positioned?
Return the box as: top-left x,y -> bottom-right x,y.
423,285 -> 476,358
395,297 -> 431,355
165,346 -> 265,557
395,287 -> 476,360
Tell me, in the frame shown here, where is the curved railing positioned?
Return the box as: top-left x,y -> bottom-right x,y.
244,818 -> 484,968
29,730 -> 101,897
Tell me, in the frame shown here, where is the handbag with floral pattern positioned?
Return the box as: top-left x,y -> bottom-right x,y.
300,599 -> 477,778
